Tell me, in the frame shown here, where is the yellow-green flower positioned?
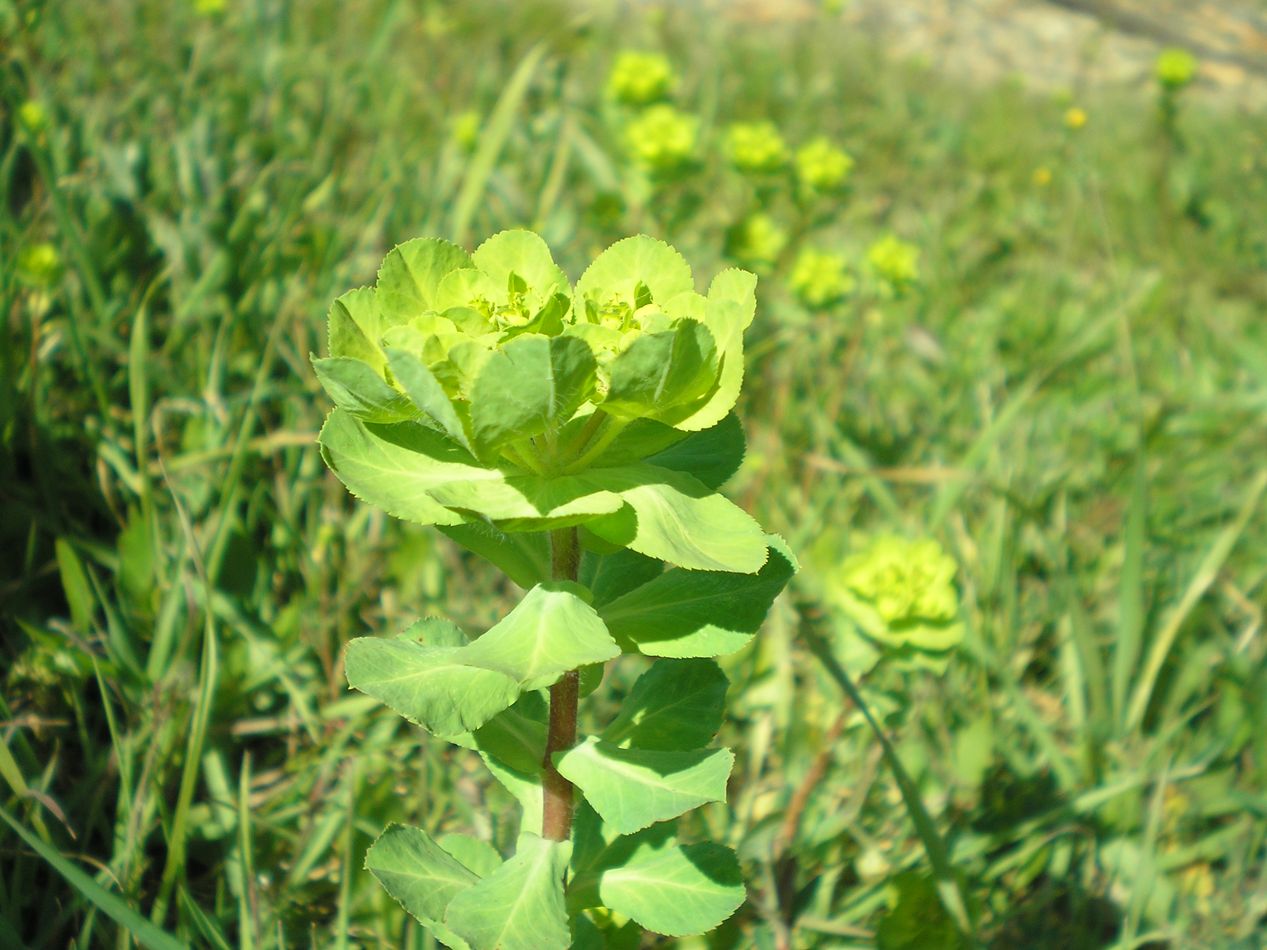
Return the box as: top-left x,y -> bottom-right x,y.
194,0 -> 226,14
866,234 -> 919,289
17,100 -> 48,135
17,242 -> 61,288
1156,48 -> 1198,90
450,110 -> 481,152
795,137 -> 854,192
830,535 -> 963,662
625,104 -> 697,173
606,51 -> 675,106
789,248 -> 854,308
724,121 -> 789,175
726,213 -> 788,269
1064,106 -> 1088,130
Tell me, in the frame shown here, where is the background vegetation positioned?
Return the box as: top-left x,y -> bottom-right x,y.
3,0 -> 1267,946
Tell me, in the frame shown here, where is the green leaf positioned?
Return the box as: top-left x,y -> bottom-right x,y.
554,737 -> 733,834
599,537 -> 795,656
469,334 -> 597,451
318,410 -> 491,527
602,321 -> 718,421
386,347 -> 473,450
482,754 -> 544,837
674,269 -> 757,432
472,230 -> 571,310
470,704 -> 547,776
377,237 -> 472,324
438,833 -> 505,878
601,660 -> 728,750
645,412 -> 745,490
444,834 -> 572,950
579,548 -> 663,608
587,464 -> 768,573
345,637 -> 521,736
461,583 -> 620,690
311,356 -> 417,423
426,470 -> 624,528
596,838 -> 746,938
327,286 -> 385,370
575,235 -> 695,310
364,824 -> 480,935
439,523 -> 550,589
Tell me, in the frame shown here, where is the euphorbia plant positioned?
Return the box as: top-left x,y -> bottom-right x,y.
314,230 -> 793,947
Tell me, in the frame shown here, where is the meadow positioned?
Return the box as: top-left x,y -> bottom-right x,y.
4,1 -> 1267,947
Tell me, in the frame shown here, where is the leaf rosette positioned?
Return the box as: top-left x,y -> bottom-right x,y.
315,232 -> 766,572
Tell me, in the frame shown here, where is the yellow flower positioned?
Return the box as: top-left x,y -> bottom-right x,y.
726,213 -> 788,269
1064,106 -> 1088,130
17,242 -> 62,288
1156,48 -> 1198,90
724,121 -> 789,175
17,100 -> 48,134
866,235 -> 919,289
795,138 -> 854,193
1032,166 -> 1052,187
607,51 -> 675,106
789,248 -> 854,308
625,104 -> 698,173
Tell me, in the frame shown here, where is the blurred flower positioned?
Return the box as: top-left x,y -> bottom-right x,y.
866,234 -> 919,289
1032,165 -> 1053,187
795,137 -> 854,193
450,110 -> 481,152
17,242 -> 62,288
830,535 -> 963,662
625,104 -> 697,173
607,51 -> 675,106
1156,48 -> 1198,91
17,99 -> 48,135
789,248 -> 854,308
194,0 -> 227,14
726,213 -> 788,269
1064,106 -> 1088,130
724,121 -> 789,175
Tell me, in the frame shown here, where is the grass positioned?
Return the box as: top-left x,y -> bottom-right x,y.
3,0 -> 1267,946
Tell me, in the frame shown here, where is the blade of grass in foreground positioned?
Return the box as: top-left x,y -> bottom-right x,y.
801,625 -> 979,945
0,806 -> 184,950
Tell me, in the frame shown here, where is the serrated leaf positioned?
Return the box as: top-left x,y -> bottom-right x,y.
602,321 -> 718,421
438,833 -> 504,879
601,660 -> 728,750
579,548 -> 663,608
645,412 -> 745,490
327,286 -> 385,370
318,410 -> 492,527
472,230 -> 571,311
461,583 -> 619,690
426,470 -> 624,527
312,356 -> 417,423
386,347 -> 473,451
345,638 -> 521,736
470,703 -> 547,776
596,839 -> 745,938
439,523 -> 550,589
554,737 -> 733,834
469,334 -> 596,450
444,834 -> 572,950
599,537 -> 795,656
365,824 -> 479,943
575,235 -> 694,310
586,464 -> 768,573
377,238 -> 472,324
674,268 -> 757,432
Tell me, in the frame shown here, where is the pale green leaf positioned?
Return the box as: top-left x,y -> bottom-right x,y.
472,230 -> 571,310
312,356 -> 416,423
439,523 -> 550,589
327,286 -> 384,370
385,347 -> 473,451
364,823 -> 478,948
469,334 -> 597,450
601,660 -> 728,750
673,268 -> 757,431
426,470 -> 624,527
602,321 -> 718,421
444,834 -> 572,950
482,754 -> 543,837
596,838 -> 745,937
462,583 -> 620,691
599,537 -> 795,656
586,464 -> 768,573
554,737 -> 733,834
470,703 -> 547,776
377,237 -> 472,324
438,833 -> 504,878
575,235 -> 694,309
345,638 -> 521,736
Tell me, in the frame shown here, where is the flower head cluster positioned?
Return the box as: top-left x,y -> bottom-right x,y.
1064,106 -> 1088,131
790,248 -> 853,308
1155,48 -> 1198,91
726,213 -> 788,270
607,51 -> 676,106
17,100 -> 48,136
625,104 -> 698,173
830,535 -> 963,665
795,137 -> 854,193
724,121 -> 789,175
450,110 -> 481,152
866,234 -> 919,290
17,242 -> 61,288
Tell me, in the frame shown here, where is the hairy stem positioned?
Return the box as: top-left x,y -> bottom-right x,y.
543,528 -> 581,840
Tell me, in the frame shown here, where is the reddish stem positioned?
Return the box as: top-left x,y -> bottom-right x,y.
542,528 -> 581,840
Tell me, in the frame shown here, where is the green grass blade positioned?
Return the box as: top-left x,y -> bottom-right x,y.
1112,454 -> 1148,733
0,806 -> 183,950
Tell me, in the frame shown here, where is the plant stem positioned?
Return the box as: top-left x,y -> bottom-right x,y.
543,528 -> 581,840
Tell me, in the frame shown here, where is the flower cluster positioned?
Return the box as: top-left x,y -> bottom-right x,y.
795,137 -> 854,193
625,104 -> 698,173
829,535 -> 963,666
17,242 -> 61,287
450,110 -> 481,152
866,234 -> 919,291
606,50 -> 676,106
726,213 -> 788,270
724,121 -> 789,175
790,248 -> 854,308
1155,48 -> 1198,91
